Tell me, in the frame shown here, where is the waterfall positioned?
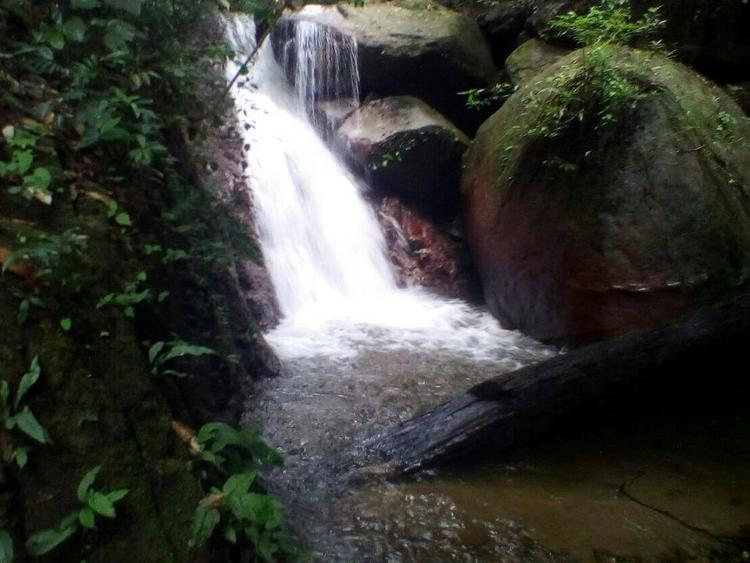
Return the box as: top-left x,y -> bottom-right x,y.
283,18 -> 360,120
225,15 -> 542,362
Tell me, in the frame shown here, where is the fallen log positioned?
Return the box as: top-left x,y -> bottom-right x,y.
364,295 -> 750,474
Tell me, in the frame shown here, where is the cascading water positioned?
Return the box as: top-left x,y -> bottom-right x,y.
282,19 -> 360,119
226,14 -> 547,363
220,16 -> 750,562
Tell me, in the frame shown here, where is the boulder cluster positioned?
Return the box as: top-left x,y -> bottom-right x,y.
274,0 -> 750,345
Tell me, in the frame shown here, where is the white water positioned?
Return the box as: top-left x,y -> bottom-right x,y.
280,17 -> 360,121
225,15 -> 550,363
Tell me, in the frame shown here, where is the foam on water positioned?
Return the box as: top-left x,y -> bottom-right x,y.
225,15 -> 550,362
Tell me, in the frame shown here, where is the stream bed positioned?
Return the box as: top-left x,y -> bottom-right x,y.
245,349 -> 750,562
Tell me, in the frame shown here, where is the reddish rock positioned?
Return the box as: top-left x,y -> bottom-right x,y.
376,197 -> 480,302
462,47 -> 750,345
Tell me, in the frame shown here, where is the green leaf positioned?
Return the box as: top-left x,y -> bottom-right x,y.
28,167 -> 52,190
60,318 -> 72,332
222,471 -> 256,498
96,293 -> 115,309
148,342 -> 165,365
63,17 -> 87,42
14,446 -> 29,469
15,151 -> 33,174
115,212 -> 132,226
77,411 -> 99,427
191,506 -> 220,547
79,507 -> 96,529
41,25 -> 65,50
25,518 -> 78,556
17,298 -> 30,325
15,409 -> 50,444
155,343 -> 216,368
87,491 -> 116,518
103,20 -> 135,51
15,355 -> 41,409
77,465 -> 101,502
223,524 -> 237,544
71,0 -> 101,8
0,529 -> 13,563
106,489 -> 129,504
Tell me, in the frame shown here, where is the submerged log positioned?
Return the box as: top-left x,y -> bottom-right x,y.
364,295 -> 750,474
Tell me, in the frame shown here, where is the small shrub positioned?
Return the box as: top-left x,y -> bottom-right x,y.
548,0 -> 666,49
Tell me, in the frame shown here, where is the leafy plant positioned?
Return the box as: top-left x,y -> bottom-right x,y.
522,0 -> 664,141
189,422 -> 299,560
459,82 -> 515,111
372,137 -> 418,170
96,271 -> 153,318
715,109 -> 747,145
523,45 -> 650,139
2,228 -> 90,298
25,465 -> 129,557
0,125 -> 55,204
548,0 -> 666,49
148,339 -> 217,378
1,356 -> 51,470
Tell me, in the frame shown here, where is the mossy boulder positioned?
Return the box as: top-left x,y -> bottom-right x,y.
504,38 -> 569,86
338,96 -> 469,218
273,3 -> 498,132
462,46 -> 750,344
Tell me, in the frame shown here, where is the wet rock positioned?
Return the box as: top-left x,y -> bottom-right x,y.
311,97 -> 359,141
273,3 -> 498,132
236,258 -> 281,331
505,38 -> 570,86
338,96 -> 469,219
477,0 -> 533,67
376,197 -> 480,302
462,46 -> 750,344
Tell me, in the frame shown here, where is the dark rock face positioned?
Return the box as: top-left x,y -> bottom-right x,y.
338,96 -> 469,219
505,38 -> 569,86
634,0 -> 750,82
273,4 -> 498,132
462,47 -> 750,345
377,197 -> 481,302
211,127 -> 282,335
477,0 -> 534,67
516,0 -> 750,82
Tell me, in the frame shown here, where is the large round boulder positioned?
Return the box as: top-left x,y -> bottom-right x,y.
338,95 -> 469,218
272,3 -> 498,132
504,38 -> 569,86
462,46 -> 750,344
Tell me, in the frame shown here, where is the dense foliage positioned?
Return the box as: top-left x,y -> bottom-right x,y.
1,0 -> 295,560
526,0 -> 666,141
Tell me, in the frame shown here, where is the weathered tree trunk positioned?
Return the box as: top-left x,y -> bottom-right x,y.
364,295 -> 750,474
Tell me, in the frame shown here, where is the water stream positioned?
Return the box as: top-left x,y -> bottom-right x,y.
225,15 -> 750,561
